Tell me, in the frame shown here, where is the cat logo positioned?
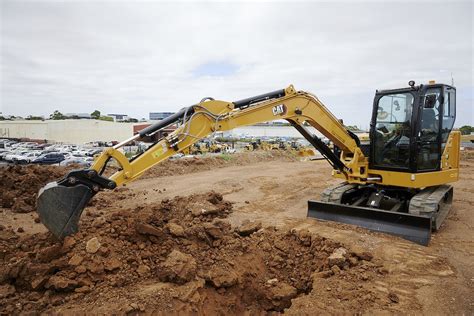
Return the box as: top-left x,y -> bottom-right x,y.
272,104 -> 287,116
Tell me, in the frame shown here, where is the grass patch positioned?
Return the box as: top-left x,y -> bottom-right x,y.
219,153 -> 233,161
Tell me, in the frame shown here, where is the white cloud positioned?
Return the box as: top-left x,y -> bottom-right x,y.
1,0 -> 472,126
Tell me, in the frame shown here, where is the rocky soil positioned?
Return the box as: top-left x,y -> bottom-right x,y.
0,190 -> 388,314
0,165 -> 70,213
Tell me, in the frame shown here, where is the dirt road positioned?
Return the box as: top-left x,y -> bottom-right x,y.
1,153 -> 472,314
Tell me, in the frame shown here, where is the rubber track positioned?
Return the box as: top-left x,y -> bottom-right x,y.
409,184 -> 453,230
320,182 -> 358,203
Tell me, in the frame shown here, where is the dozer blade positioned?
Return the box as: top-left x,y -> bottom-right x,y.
308,200 -> 432,245
37,182 -> 94,239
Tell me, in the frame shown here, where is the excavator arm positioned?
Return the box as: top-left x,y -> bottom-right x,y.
106,85 -> 367,186
38,85 -> 369,238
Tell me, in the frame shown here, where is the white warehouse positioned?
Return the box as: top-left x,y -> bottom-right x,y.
0,120 -> 139,144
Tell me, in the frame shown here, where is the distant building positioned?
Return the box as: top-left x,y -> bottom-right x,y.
149,112 -> 175,120
65,113 -> 91,119
133,123 -> 177,142
0,120 -> 143,143
107,114 -> 129,122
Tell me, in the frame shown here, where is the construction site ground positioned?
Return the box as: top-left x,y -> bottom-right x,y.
0,151 -> 472,314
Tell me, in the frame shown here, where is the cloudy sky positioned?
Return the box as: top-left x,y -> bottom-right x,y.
1,0 -> 472,128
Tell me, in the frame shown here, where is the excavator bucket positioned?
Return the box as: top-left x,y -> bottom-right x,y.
37,182 -> 94,239
307,200 -> 432,245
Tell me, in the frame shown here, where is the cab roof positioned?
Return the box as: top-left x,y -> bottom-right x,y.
376,83 -> 455,95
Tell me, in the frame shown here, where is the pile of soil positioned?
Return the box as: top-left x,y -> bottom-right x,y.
0,191 -> 388,314
140,151 -> 297,179
461,148 -> 474,161
0,165 -> 70,213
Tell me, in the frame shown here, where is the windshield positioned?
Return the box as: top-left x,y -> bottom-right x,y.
376,93 -> 413,124
373,92 -> 414,168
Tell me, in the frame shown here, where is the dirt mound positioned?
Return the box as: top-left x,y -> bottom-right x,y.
0,191 -> 386,314
0,165 -> 70,213
461,148 -> 474,161
140,151 -> 297,179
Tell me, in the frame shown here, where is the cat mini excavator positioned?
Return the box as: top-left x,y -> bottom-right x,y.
37,81 -> 460,245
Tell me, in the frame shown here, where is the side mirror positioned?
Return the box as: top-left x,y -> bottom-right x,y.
424,94 -> 437,108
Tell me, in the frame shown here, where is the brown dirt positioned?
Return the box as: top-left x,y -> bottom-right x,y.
0,151 -> 472,314
0,165 -> 70,213
138,151 -> 298,179
0,192 -> 387,314
460,147 -> 474,160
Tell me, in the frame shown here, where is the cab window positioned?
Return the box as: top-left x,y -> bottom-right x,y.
442,88 -> 455,144
373,92 -> 413,169
417,88 -> 441,170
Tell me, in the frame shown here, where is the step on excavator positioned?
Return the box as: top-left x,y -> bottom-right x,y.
37,81 -> 460,245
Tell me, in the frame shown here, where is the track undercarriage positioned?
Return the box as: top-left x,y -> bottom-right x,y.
308,182 -> 454,245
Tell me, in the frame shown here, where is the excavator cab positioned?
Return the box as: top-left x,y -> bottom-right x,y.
370,82 -> 456,172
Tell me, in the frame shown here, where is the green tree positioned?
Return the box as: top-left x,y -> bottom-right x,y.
99,116 -> 114,122
346,125 -> 360,131
91,110 -> 101,119
49,110 -> 66,120
459,125 -> 473,135
26,115 -> 44,120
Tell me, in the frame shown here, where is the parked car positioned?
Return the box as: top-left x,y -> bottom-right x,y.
71,150 -> 87,157
0,149 -> 9,158
32,153 -> 65,164
14,151 -> 42,164
35,143 -> 49,150
169,153 -> 185,160
61,152 -> 74,159
0,151 -> 12,160
59,157 -> 90,167
84,157 -> 95,164
86,149 -> 103,157
5,151 -> 29,162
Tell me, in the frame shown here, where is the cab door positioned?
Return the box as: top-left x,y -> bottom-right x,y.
441,86 -> 456,149
370,91 -> 414,171
416,87 -> 442,171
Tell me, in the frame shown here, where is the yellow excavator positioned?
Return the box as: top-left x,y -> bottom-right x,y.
37,81 -> 460,245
